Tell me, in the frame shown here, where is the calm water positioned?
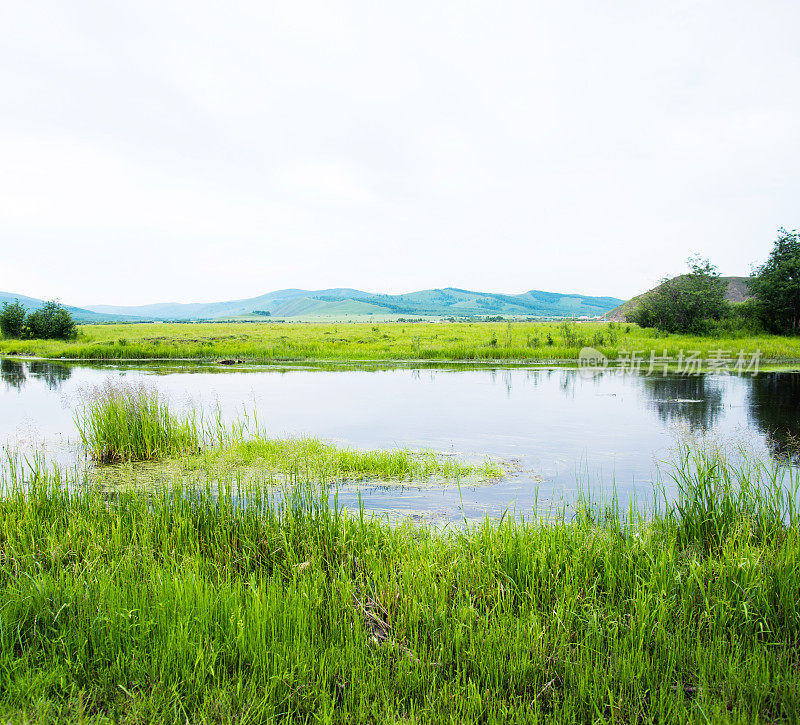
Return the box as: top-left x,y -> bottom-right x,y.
2,358 -> 799,522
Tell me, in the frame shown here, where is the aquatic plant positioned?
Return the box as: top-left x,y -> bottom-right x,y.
202,432 -> 501,482
665,444 -> 798,552
77,386 -> 501,482
0,449 -> 797,722
76,382 -> 199,463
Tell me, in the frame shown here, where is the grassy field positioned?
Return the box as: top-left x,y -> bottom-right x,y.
2,320 -> 800,363
0,444 -> 798,723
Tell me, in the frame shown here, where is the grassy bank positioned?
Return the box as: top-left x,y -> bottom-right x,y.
0,448 -> 798,723
2,320 -> 800,363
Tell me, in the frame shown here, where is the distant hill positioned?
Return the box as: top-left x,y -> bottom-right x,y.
3,287 -> 625,323
604,277 -> 752,322
85,288 -> 377,320
84,287 -> 625,320
0,291 -> 151,323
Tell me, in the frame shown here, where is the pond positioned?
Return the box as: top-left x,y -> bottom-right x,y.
2,357 -> 799,522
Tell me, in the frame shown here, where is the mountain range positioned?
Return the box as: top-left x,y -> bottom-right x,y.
1,287 -> 626,322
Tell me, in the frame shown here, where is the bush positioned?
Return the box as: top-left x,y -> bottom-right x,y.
0,299 -> 26,338
631,256 -> 728,333
23,301 -> 76,340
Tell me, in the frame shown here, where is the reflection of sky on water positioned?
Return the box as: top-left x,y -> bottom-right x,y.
1,359 -> 798,521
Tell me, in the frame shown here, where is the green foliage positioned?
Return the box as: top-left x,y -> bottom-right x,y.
0,299 -> 26,338
667,445 -> 797,553
77,383 -> 199,463
704,299 -> 763,336
0,448 -> 798,722
23,300 -> 77,340
751,227 -> 800,334
203,433 -> 500,483
559,320 -> 582,347
632,256 -> 729,333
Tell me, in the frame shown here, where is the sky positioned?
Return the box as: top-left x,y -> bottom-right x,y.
1,1 -> 798,306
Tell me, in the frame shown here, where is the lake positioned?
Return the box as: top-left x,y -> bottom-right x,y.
2,357 -> 798,522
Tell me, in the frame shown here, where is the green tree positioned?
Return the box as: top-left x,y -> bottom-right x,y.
631,256 -> 728,333
750,228 -> 800,334
0,299 -> 27,338
23,301 -> 77,340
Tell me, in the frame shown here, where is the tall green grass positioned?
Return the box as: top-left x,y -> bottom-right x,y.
0,449 -> 797,722
76,383 -> 199,463
3,320 -> 800,362
666,444 -> 798,552
77,385 -> 502,482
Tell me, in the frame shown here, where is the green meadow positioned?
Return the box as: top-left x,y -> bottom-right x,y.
0,389 -> 798,722
3,320 -> 800,363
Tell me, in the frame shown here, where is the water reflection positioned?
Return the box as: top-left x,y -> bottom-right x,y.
1,359 -> 799,520
1,358 -> 26,391
1,359 -> 72,392
748,373 -> 800,463
28,361 -> 72,391
641,375 -> 724,431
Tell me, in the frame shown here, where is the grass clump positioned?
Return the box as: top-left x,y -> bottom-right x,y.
0,450 -> 798,722
76,383 -> 199,463
666,444 -> 799,553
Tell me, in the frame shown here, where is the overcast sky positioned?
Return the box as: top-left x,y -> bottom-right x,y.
1,1 -> 798,305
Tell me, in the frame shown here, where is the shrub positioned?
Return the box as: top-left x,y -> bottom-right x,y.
559,320 -> 582,347
631,256 -> 728,333
23,301 -> 76,340
0,299 -> 26,338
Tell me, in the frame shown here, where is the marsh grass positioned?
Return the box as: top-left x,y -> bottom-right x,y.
76,382 -> 199,463
77,384 -> 502,483
4,320 -> 800,363
94,435 -> 504,492
665,444 -> 799,553
0,448 -> 798,723
202,432 -> 502,483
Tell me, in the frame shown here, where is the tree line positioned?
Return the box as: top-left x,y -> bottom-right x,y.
630,228 -> 800,335
0,300 -> 77,340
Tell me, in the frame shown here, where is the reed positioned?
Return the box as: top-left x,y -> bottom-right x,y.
665,443 -> 799,552
0,447 -> 797,722
75,382 -> 199,463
